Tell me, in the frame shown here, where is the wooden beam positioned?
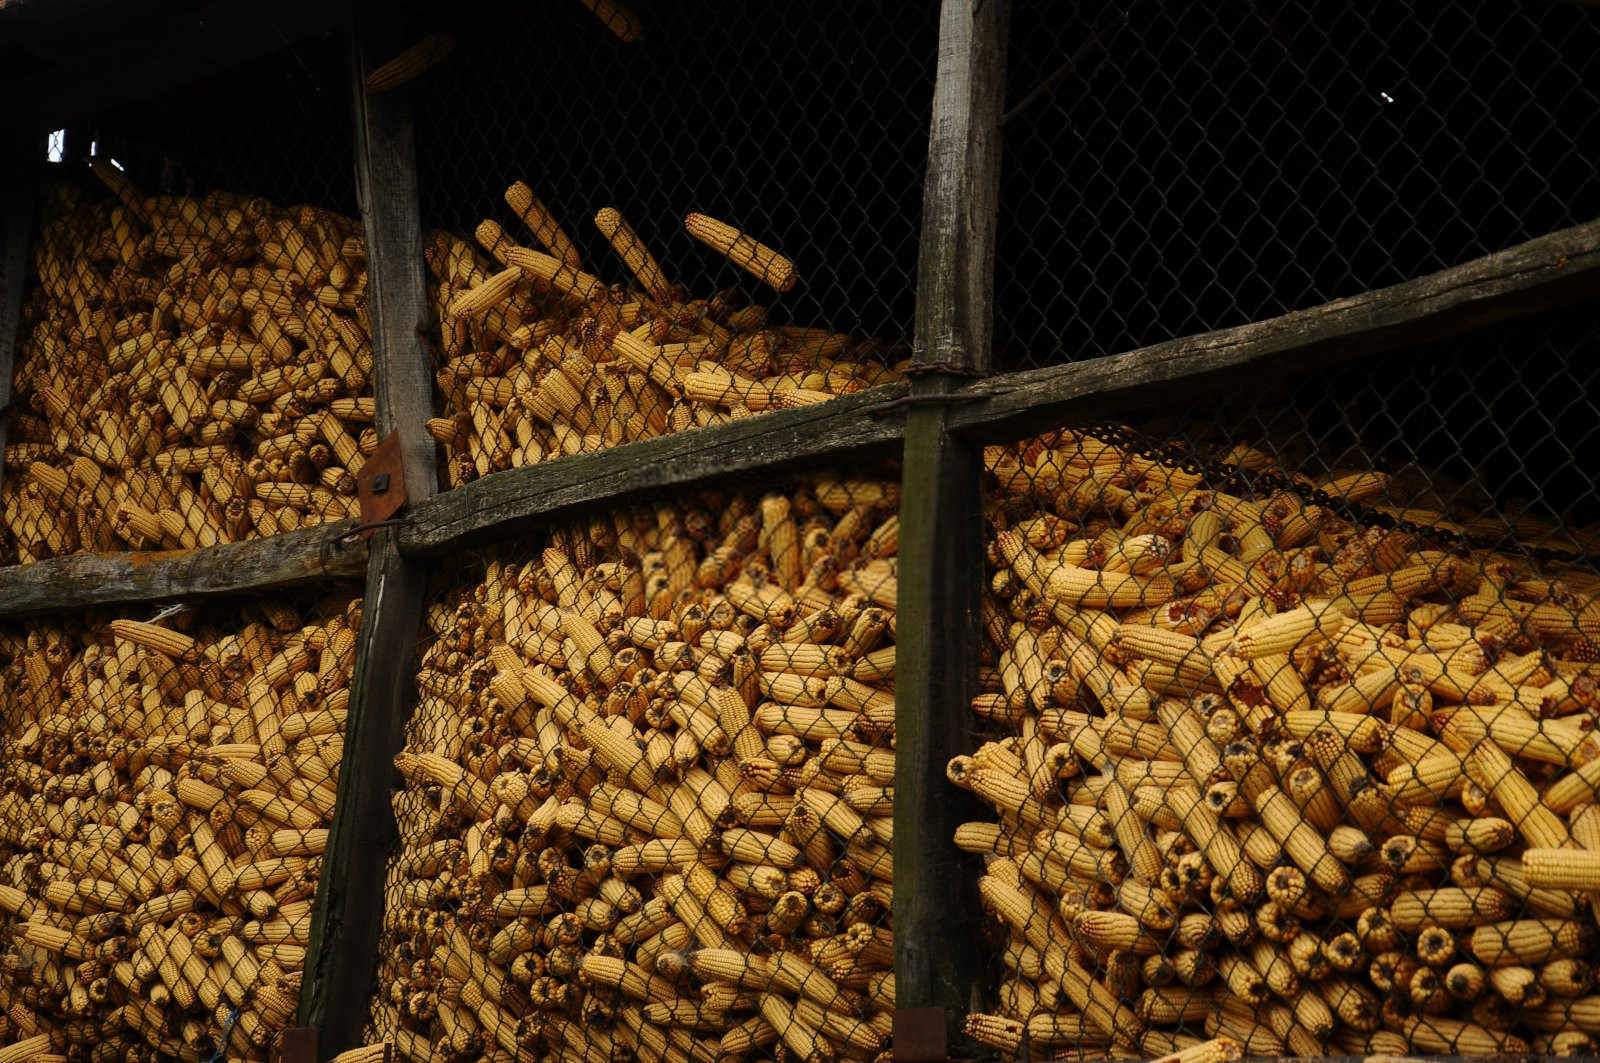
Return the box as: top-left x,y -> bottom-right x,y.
0,521 -> 366,618
893,397 -> 990,1057
0,117 -> 38,507
894,0 -> 1007,1055
396,382 -> 908,556
913,0 -> 1007,371
950,216 -> 1600,440
297,5 -> 439,1056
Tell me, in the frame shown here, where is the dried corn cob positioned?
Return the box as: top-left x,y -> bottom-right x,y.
959,424 -> 1600,1058
364,34 -> 455,93
4,175 -> 372,564
369,477 -> 898,1058
0,591 -> 359,1061
424,184 -> 904,488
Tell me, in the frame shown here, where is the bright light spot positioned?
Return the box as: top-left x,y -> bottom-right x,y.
89,140 -> 98,156
110,158 -> 125,172
1378,90 -> 1396,104
46,129 -> 65,163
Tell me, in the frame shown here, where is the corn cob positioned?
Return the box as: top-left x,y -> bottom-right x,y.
424,185 -> 901,488
364,34 -> 455,93
960,424 -> 1600,1057
4,174 -> 373,564
368,477 -> 898,1056
0,591 -> 358,1060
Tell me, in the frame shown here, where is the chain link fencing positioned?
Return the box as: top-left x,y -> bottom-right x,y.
995,0 -> 1600,370
2,33 -> 373,566
0,586 -> 360,1061
391,0 -> 933,487
364,469 -> 900,1061
956,302 -> 1600,1059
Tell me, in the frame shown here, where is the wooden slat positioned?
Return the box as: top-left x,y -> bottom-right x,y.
397,382 -> 908,556
894,394 -> 990,1052
387,219 -> 1600,566
0,206 -> 1574,621
913,0 -> 1007,373
297,8 -> 440,1056
894,0 -> 1008,1054
951,215 -> 1600,440
0,521 -> 366,618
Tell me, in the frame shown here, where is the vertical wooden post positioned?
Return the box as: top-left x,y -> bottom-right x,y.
297,6 -> 439,1056
894,0 -> 1007,1056
0,119 -> 39,502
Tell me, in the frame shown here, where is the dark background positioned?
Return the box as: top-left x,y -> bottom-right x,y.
997,0 -> 1600,368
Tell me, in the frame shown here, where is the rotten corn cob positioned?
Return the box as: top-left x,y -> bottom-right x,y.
368,475 -> 900,1061
0,593 -> 360,1061
958,425 -> 1600,1060
2,172 -> 376,565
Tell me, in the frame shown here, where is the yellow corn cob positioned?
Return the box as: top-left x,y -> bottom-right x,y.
683,212 -> 799,292
595,207 -> 671,301
364,34 -> 454,92
1523,848 -> 1600,891
108,619 -> 198,661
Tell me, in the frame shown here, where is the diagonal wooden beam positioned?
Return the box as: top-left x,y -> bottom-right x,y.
396,382 -> 908,556
2,217 -> 1594,617
296,6 -> 439,1057
950,216 -> 1600,440
0,521 -> 366,618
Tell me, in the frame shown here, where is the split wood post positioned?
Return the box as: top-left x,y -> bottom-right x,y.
297,5 -> 439,1056
893,0 -> 1008,1056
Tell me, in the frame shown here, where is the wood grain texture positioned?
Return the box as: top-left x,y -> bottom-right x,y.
893,389 -> 990,1054
398,382 -> 909,555
350,23 -> 437,502
299,533 -> 426,1054
297,9 -> 441,1055
0,520 -> 365,618
895,0 -> 1008,1051
952,216 -> 1600,440
914,0 -> 1007,373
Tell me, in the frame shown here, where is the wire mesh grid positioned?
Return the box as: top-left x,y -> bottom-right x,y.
364,469 -> 901,1061
0,586 -> 361,1062
958,303 -> 1600,1060
2,34 -> 374,566
387,0 -> 932,487
994,0 -> 1600,371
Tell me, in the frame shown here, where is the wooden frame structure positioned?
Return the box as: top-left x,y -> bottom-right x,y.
1,0 -> 1598,1058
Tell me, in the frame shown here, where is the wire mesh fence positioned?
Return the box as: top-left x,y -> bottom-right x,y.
0,586 -> 360,1062
7,5 -> 1600,1060
365,470 -> 900,1061
2,35 -> 371,566
958,303 -> 1600,1059
994,0 -> 1600,371
397,0 -> 932,487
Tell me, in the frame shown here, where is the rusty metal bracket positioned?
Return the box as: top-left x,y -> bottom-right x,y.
357,430 -> 407,536
894,1008 -> 948,1061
